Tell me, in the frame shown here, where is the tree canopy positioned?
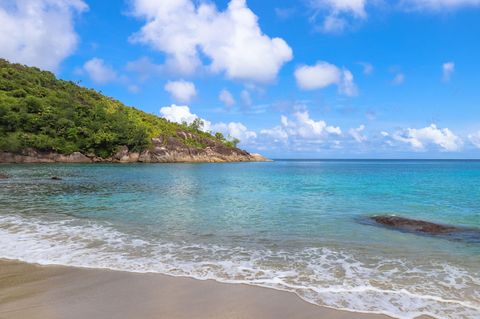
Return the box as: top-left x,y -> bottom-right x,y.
0,59 -> 238,158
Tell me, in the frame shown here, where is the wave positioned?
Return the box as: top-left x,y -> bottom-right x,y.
0,213 -> 478,319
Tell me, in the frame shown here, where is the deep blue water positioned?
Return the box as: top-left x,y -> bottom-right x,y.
0,160 -> 479,318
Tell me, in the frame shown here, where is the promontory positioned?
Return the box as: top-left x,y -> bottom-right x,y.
0,59 -> 268,163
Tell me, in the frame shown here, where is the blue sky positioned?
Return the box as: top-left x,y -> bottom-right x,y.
1,0 -> 480,158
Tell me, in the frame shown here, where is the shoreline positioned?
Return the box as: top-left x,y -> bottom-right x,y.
0,259 -> 402,319
0,148 -> 271,164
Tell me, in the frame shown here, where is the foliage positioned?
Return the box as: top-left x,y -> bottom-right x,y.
0,59 -> 237,157
225,138 -> 240,148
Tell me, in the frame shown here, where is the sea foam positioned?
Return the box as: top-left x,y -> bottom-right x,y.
0,213 -> 478,319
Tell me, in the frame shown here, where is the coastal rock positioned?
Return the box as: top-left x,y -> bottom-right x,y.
0,149 -> 92,163
370,215 -> 458,234
367,215 -> 480,244
0,131 -> 270,164
0,173 -> 8,179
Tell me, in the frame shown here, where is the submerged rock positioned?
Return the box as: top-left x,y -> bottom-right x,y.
370,215 -> 458,234
51,176 -> 62,180
0,173 -> 9,179
366,215 -> 480,244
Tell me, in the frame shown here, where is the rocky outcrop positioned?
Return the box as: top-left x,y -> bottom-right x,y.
367,215 -> 480,244
370,215 -> 458,234
0,149 -> 92,163
0,131 -> 270,164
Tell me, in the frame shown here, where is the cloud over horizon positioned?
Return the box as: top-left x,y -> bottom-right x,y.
391,124 -> 462,152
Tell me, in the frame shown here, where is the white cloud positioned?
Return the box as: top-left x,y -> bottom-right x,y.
0,0 -> 87,71
130,0 -> 293,83
159,104 -> 256,145
294,61 -> 358,96
219,89 -> 236,107
392,124 -> 462,151
349,124 -> 367,143
309,0 -> 367,33
307,1 -> 480,34
261,110 -> 342,143
160,104 -> 204,126
401,0 -> 480,11
164,80 -> 197,103
83,58 -> 119,85
442,62 -> 455,82
468,131 -> 480,148
392,73 -> 405,85
211,122 -> 257,142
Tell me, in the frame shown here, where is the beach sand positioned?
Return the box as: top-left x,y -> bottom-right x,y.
0,259 -> 399,319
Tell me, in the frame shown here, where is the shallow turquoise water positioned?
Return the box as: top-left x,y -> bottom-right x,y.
0,161 -> 479,318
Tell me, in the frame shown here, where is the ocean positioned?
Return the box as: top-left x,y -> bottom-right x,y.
0,160 -> 479,318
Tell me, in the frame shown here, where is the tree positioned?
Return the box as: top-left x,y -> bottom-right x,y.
189,117 -> 204,131
0,58 -> 241,157
231,138 -> 240,147
215,132 -> 225,141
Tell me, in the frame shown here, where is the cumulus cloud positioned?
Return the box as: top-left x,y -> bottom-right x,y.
211,122 -> 257,142
392,124 -> 462,151
160,104 -> 202,126
159,104 -> 256,144
130,0 -> 293,83
468,131 -> 480,148
219,89 -> 236,107
261,110 -> 342,144
164,80 -> 197,103
349,124 -> 367,143
308,0 -> 367,33
82,58 -> 119,85
0,0 -> 87,71
442,62 -> 455,82
294,61 -> 358,96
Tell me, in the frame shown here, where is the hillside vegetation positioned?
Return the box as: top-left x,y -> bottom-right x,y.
0,59 -> 237,158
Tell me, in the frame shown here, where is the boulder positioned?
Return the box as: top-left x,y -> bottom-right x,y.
367,215 -> 480,244
370,215 -> 458,234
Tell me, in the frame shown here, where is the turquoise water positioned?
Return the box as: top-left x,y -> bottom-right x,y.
0,160 -> 479,318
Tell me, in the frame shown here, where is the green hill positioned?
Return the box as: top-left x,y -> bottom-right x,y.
0,59 -> 237,158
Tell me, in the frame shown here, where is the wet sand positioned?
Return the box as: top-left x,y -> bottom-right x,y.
0,259 -> 397,319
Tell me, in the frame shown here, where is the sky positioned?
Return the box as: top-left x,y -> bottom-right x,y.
1,0 -> 480,159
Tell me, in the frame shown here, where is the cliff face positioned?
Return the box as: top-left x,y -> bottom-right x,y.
0,130 -> 269,163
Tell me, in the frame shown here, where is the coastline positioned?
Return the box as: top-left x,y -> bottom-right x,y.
0,259 -> 399,319
0,150 -> 270,164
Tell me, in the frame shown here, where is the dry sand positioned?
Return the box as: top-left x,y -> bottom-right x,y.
0,259 -> 398,319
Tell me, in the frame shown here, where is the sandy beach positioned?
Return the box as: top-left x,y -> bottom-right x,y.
0,259 -> 398,319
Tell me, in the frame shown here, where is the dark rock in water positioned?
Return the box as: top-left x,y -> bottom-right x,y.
0,173 -> 9,179
365,215 -> 480,244
51,176 -> 62,180
370,215 -> 459,234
